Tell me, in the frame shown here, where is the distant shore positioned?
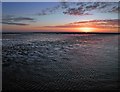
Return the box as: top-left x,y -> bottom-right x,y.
2,32 -> 120,34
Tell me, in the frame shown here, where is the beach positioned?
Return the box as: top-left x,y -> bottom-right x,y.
2,33 -> 119,91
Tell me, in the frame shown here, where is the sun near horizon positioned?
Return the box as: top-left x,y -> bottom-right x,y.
78,27 -> 96,33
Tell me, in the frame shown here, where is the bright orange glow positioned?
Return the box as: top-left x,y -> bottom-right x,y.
3,25 -> 118,33
79,27 -> 96,32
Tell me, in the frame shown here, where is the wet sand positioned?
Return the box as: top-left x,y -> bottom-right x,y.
2,33 -> 119,91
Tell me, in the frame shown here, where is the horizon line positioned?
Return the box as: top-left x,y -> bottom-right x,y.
2,32 -> 120,34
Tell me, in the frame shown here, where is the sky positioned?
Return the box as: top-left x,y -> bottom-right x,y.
2,2 -> 120,33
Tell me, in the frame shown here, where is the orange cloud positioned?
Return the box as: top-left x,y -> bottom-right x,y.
36,19 -> 119,33
3,19 -> 119,33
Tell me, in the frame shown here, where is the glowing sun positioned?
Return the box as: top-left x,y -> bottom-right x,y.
79,27 -> 95,33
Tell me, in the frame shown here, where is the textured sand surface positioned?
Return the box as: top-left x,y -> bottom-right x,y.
2,33 -> 119,91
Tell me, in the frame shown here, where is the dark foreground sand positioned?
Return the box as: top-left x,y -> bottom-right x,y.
2,33 -> 119,91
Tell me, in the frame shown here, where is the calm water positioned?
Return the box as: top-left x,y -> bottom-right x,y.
2,33 -> 119,91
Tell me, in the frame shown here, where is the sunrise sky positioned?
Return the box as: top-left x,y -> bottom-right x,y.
2,2 -> 120,33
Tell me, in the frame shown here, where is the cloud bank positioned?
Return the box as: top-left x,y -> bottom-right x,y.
40,19 -> 119,28
36,2 -> 119,16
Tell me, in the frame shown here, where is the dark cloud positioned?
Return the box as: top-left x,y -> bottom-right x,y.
85,3 -> 99,10
2,15 -> 35,26
63,7 -> 92,16
37,2 -> 119,16
12,17 -> 34,21
72,19 -> 119,24
2,22 -> 29,26
95,2 -> 119,13
3,15 -> 35,22
43,25 -> 75,28
63,2 -> 119,16
37,4 -> 61,16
